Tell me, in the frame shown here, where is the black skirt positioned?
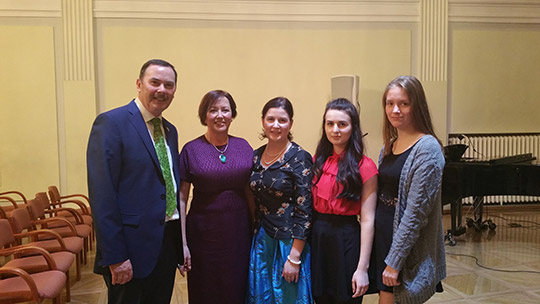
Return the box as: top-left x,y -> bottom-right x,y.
311,212 -> 370,303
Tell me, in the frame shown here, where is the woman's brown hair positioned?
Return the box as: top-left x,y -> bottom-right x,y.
381,76 -> 442,155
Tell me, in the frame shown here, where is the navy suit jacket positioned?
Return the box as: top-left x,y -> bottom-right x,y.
86,100 -> 181,279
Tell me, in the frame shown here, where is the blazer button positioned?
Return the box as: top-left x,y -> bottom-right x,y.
160,194 -> 166,200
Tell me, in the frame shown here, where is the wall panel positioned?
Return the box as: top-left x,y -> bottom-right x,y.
1,0 -> 540,197
451,28 -> 540,133
97,23 -> 411,157
0,26 -> 60,195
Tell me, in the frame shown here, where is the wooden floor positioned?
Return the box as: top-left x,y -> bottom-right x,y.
30,209 -> 540,303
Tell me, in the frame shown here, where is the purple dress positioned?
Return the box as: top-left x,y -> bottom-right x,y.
179,135 -> 253,304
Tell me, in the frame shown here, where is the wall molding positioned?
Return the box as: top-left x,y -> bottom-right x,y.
93,1 -> 420,22
421,0 -> 448,82
0,0 -> 61,18
93,0 -> 540,24
62,0 -> 95,81
2,0 -> 540,24
449,1 -> 540,24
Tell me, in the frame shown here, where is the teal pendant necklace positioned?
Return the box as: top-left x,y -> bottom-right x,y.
210,138 -> 229,164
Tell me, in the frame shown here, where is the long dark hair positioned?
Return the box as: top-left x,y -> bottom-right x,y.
382,75 -> 442,155
313,98 -> 365,201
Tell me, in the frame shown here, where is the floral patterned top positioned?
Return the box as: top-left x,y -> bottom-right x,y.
250,142 -> 313,241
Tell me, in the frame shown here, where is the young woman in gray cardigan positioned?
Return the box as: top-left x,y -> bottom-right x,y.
374,76 -> 446,304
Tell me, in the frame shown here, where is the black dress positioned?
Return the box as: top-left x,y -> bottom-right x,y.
373,147 -> 412,292
372,144 -> 443,293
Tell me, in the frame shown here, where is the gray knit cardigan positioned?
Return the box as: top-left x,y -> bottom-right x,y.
378,135 -> 446,304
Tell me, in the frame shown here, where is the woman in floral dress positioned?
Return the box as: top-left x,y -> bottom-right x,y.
247,97 -> 313,304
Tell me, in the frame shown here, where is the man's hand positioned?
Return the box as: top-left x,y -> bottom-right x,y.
109,259 -> 133,285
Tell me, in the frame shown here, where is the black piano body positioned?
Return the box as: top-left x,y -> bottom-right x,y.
442,154 -> 540,245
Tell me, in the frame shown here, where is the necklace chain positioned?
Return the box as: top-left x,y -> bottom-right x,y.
206,134 -> 229,164
206,134 -> 229,153
211,140 -> 229,154
262,143 -> 289,166
264,147 -> 283,158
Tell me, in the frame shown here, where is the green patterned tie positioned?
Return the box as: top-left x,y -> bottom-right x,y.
151,118 -> 176,216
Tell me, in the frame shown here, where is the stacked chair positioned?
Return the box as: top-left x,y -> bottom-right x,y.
0,219 -> 71,304
0,196 -> 17,219
0,186 -> 94,303
35,192 -> 92,265
47,186 -> 94,245
0,191 -> 27,219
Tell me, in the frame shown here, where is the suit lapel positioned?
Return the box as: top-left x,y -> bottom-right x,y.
126,100 -> 161,173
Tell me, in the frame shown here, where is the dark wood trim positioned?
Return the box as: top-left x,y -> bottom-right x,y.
443,203 -> 540,215
448,132 -> 540,138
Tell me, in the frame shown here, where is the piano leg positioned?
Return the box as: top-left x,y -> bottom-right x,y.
446,232 -> 456,246
457,198 -> 463,230
446,200 -> 457,246
446,198 -> 465,246
467,196 -> 497,232
473,196 -> 484,224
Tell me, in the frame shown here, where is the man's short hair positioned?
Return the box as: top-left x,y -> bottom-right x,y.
139,59 -> 177,83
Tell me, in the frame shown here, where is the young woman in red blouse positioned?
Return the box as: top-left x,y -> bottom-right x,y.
311,98 -> 378,304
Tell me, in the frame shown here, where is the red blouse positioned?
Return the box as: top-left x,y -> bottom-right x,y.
312,153 -> 378,215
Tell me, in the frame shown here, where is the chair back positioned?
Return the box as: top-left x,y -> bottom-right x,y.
9,207 -> 33,234
48,186 -> 61,204
0,196 -> 18,219
0,190 -> 28,204
0,219 -> 15,248
27,198 -> 45,221
35,192 -> 51,210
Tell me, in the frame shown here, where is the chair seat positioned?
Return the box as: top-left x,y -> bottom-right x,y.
23,236 -> 83,255
37,224 -> 91,239
49,212 -> 93,227
0,270 -> 66,302
5,251 -> 74,273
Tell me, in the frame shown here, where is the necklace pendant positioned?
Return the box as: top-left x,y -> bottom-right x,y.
219,154 -> 226,164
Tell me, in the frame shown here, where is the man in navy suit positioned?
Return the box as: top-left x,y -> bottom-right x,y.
87,59 -> 188,303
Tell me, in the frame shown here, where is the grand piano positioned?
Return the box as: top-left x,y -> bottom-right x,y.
442,151 -> 540,246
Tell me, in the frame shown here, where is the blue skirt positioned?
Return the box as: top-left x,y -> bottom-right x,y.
246,227 -> 313,304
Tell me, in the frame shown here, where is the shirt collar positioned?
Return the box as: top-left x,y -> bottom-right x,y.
135,98 -> 161,123
330,150 -> 344,159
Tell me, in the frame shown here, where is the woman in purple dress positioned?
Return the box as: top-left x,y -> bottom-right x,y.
178,90 -> 253,304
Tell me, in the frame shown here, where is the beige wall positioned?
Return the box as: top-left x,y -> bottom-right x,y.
450,27 -> 540,133
97,23 -> 411,159
0,25 -> 60,196
1,0 -> 539,198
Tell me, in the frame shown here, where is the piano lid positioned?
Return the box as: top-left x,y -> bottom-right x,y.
457,153 -> 536,165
